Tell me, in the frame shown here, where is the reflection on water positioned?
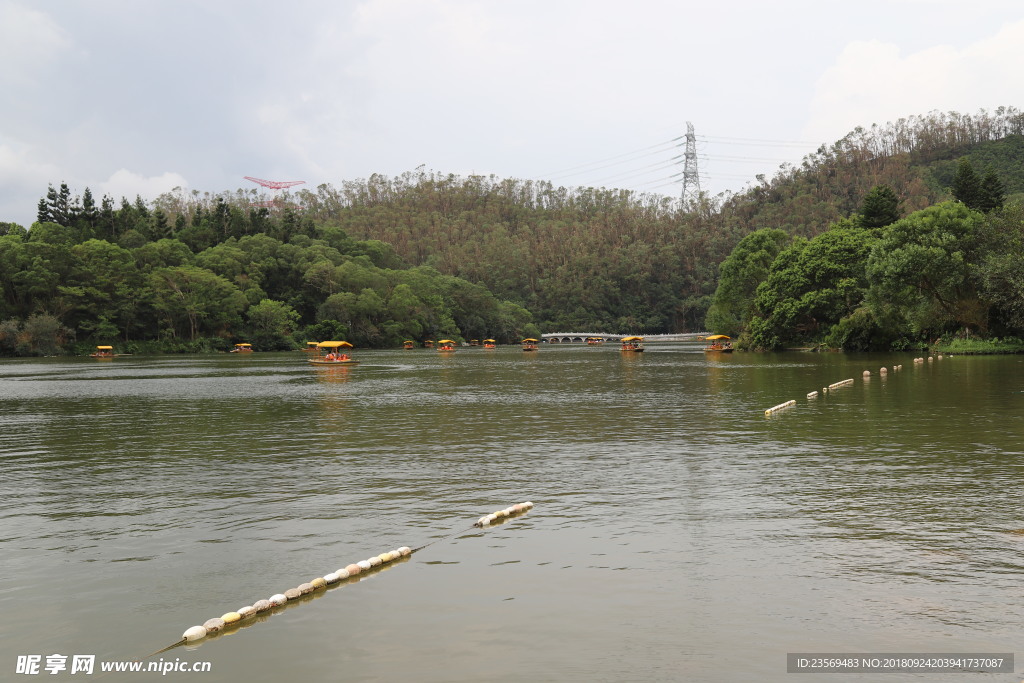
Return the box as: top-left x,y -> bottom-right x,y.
0,348 -> 1022,681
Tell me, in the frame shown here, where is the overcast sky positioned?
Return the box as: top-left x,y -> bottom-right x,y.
2,0 -> 1022,227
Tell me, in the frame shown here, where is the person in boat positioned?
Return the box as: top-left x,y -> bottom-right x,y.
325,352 -> 336,361
339,353 -> 349,361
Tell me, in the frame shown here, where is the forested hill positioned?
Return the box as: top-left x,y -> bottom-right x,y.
4,107 -> 1023,350
718,108 -> 1024,237
148,177 -> 741,333
268,108 -> 1024,331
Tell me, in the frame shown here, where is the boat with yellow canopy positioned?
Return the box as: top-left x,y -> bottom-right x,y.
230,343 -> 254,354
403,340 -> 415,350
423,340 -> 434,349
521,338 -> 539,351
483,338 -> 496,349
90,345 -> 114,359
586,337 -> 604,345
309,340 -> 357,364
302,341 -> 319,352
437,339 -> 457,352
703,334 -> 733,353
620,336 -> 645,352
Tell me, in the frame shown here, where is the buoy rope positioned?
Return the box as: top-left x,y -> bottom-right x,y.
133,502 -> 534,661
410,525 -> 476,554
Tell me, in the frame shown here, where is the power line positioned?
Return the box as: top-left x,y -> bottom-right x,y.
587,159 -> 682,187
698,134 -> 817,145
539,137 -> 682,179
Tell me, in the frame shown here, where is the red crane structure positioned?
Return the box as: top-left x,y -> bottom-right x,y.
244,176 -> 306,208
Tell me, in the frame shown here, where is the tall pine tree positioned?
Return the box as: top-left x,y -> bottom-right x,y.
978,170 -> 1006,213
951,159 -> 981,209
858,184 -> 901,229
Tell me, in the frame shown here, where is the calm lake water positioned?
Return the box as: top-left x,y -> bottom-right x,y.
1,345 -> 1022,682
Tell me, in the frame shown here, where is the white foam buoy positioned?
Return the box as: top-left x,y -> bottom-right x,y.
237,606 -> 256,619
807,391 -> 818,399
183,625 -> 207,641
357,560 -> 372,570
253,599 -> 273,613
764,400 -> 796,415
284,588 -> 301,600
268,594 -> 287,606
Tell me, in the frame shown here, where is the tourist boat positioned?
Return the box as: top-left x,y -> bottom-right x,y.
437,339 -> 457,352
302,341 -> 319,352
309,340 -> 357,364
521,338 -> 539,351
469,339 -> 480,346
620,336 -> 645,352
90,345 -> 114,359
483,339 -> 497,349
586,337 -> 604,345
230,343 -> 254,353
423,340 -> 434,349
403,340 -> 415,350
703,334 -> 733,353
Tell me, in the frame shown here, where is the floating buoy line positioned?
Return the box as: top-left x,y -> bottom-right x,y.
141,502 -> 534,660
762,359 -> 932,417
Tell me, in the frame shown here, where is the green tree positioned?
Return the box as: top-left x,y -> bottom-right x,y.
704,228 -> 790,336
977,170 -> 1006,213
132,239 -> 194,272
951,159 -> 982,209
977,204 -> 1024,333
246,299 -> 300,350
0,222 -> 27,238
749,221 -> 876,349
149,266 -> 247,340
866,202 -> 985,338
858,184 -> 901,229
22,313 -> 72,355
61,239 -> 145,340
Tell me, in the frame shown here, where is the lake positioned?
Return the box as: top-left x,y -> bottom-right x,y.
1,344 -> 1021,681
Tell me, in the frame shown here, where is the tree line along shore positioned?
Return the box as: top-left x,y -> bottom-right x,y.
2,108 -> 1023,356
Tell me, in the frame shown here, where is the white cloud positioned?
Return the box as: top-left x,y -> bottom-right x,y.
803,19 -> 1024,144
98,169 -> 189,203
